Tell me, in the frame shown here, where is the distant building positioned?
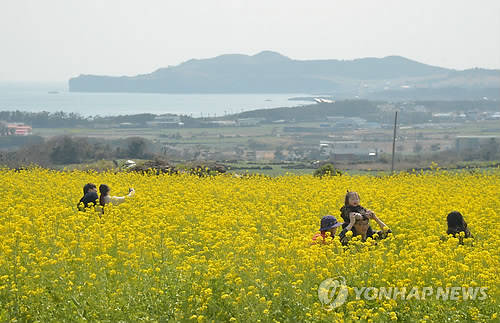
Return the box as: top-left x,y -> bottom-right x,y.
7,124 -> 32,136
119,122 -> 137,128
432,113 -> 454,120
147,115 -> 183,127
325,117 -> 371,129
256,150 -> 274,160
488,112 -> 500,120
377,103 -> 397,112
209,120 -> 237,126
313,98 -> 334,103
237,118 -> 265,126
319,140 -> 376,160
413,105 -> 428,112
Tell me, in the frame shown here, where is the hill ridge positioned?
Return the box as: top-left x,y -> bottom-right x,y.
69,51 -> 500,97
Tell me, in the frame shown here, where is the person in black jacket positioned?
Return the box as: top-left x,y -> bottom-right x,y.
447,211 -> 471,237
77,183 -> 98,211
339,212 -> 392,245
446,211 -> 472,244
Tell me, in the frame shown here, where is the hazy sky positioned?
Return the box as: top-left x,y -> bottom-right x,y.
1,0 -> 499,82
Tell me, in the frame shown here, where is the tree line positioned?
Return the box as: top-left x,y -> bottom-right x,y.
0,111 -> 201,128
1,99 -> 498,129
0,136 -> 154,168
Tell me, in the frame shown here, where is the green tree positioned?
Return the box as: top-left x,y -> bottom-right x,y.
126,137 -> 148,158
49,136 -> 81,164
313,163 -> 342,177
480,138 -> 499,161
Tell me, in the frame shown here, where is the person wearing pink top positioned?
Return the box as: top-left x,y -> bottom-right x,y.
312,215 -> 343,244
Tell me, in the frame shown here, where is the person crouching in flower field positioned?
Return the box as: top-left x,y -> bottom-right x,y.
312,215 -> 343,245
77,183 -> 98,211
444,211 -> 472,244
339,212 -> 391,246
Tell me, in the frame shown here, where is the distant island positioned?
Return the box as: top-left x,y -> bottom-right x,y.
69,51 -> 500,100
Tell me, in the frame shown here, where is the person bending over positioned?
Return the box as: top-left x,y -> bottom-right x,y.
446,211 -> 472,244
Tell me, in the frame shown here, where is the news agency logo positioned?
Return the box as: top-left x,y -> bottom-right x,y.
317,276 -> 349,309
318,277 -> 488,310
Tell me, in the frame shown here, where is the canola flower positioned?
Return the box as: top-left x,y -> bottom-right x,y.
0,167 -> 499,322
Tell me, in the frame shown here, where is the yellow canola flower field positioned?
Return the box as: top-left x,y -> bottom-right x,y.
0,168 -> 499,322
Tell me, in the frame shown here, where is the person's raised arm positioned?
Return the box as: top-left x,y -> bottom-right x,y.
109,188 -> 135,206
109,196 -> 126,205
369,213 -> 388,231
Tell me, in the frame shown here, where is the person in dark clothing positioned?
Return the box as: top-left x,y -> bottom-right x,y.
82,183 -> 97,196
446,211 -> 472,242
339,191 -> 376,229
339,212 -> 392,245
447,211 -> 471,237
77,183 -> 98,211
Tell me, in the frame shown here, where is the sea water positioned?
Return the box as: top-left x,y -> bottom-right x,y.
0,83 -> 313,117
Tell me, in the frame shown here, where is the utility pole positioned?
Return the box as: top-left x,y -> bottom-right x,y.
391,111 -> 398,174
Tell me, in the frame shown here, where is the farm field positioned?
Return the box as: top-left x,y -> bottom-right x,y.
0,168 -> 499,322
28,120 -> 500,168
